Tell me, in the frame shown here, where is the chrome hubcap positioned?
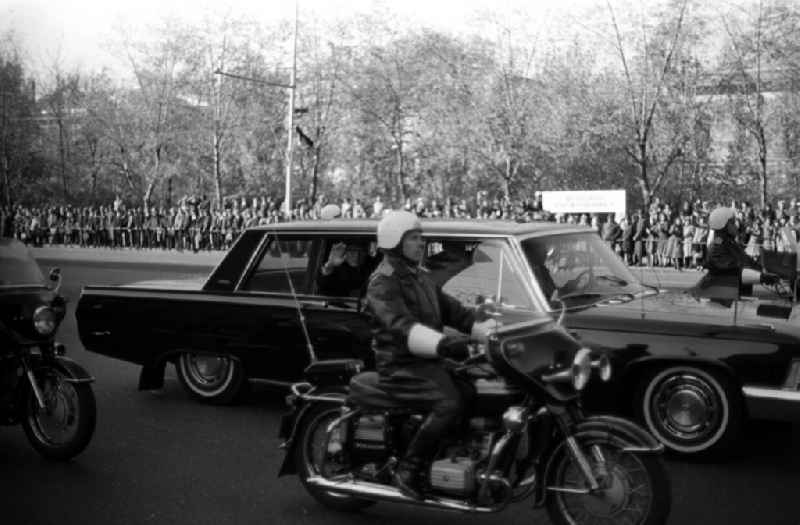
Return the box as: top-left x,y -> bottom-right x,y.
186,355 -> 230,388
653,373 -> 720,442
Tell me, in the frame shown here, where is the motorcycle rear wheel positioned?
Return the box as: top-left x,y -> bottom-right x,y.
545,439 -> 670,525
294,404 -> 376,512
22,370 -> 96,461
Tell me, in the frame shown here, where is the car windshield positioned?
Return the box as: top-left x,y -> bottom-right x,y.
0,239 -> 47,287
520,232 -> 648,309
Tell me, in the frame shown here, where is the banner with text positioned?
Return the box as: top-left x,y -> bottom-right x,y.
540,190 -> 626,219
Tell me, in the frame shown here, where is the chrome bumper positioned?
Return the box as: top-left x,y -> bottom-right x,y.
743,386 -> 800,421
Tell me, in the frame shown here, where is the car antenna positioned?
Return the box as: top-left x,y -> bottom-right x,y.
271,228 -> 318,363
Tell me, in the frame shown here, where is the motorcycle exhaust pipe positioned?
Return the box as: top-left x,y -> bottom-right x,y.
305,475 -> 500,513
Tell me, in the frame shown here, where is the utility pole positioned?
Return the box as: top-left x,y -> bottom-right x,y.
215,0 -> 299,220
284,0 -> 298,220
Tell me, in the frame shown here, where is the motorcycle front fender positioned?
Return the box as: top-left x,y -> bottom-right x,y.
574,414 -> 663,453
32,355 -> 95,384
536,413 -> 664,507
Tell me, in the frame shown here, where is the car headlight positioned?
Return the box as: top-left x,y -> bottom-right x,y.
571,348 -> 592,391
33,306 -> 57,335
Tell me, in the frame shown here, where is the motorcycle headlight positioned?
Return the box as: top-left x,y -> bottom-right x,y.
571,348 -> 592,391
592,354 -> 612,382
33,306 -> 57,335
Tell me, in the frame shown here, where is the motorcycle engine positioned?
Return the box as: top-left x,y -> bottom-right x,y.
352,414 -> 388,463
429,457 -> 478,495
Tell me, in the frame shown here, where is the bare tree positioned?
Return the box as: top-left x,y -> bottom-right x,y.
606,0 -> 691,210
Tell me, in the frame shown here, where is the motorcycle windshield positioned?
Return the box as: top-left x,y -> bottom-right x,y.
0,239 -> 47,287
424,236 -> 550,325
520,232 -> 648,310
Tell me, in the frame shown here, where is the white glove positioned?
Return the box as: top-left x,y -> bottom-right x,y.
470,318 -> 499,344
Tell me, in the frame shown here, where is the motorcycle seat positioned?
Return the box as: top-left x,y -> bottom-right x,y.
348,371 -> 404,409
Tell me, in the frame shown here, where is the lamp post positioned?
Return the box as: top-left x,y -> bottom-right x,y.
214,0 -> 298,220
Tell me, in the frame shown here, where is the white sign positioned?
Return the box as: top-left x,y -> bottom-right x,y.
540,190 -> 626,219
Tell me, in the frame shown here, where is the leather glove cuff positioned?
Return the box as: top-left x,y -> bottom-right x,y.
436,334 -> 471,360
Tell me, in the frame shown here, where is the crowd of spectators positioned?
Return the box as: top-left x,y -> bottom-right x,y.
2,193 -> 799,270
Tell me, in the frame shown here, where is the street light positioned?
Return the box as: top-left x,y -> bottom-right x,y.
213,0 -> 298,220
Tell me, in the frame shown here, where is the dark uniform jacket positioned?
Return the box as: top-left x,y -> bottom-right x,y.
365,253 -> 476,372
706,231 -> 759,277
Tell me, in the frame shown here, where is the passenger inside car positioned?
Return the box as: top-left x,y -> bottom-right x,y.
318,240 -> 378,297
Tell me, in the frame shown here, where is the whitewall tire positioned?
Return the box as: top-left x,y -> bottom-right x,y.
636,366 -> 742,456
176,352 -> 246,404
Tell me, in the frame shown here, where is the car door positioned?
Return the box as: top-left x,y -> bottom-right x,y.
300,234 -> 375,367
226,233 -> 318,381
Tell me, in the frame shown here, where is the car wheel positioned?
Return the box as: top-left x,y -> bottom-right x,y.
636,366 -> 742,456
177,352 -> 246,405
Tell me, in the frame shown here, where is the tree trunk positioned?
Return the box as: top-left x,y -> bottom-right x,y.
758,129 -> 768,208
143,180 -> 156,211
504,157 -> 512,201
310,146 -> 320,204
58,121 -> 69,203
213,131 -> 223,211
2,153 -> 10,209
638,141 -> 651,213
396,143 -> 406,204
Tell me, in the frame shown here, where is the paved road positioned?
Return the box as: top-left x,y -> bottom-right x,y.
1,257 -> 799,525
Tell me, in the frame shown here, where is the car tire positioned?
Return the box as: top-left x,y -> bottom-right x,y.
635,366 -> 743,456
176,352 -> 246,405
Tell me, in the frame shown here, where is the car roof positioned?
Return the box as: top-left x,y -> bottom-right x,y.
251,219 -> 593,237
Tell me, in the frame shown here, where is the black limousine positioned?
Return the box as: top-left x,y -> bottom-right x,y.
76,219 -> 800,456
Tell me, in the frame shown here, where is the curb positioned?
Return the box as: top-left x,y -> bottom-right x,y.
30,246 -> 225,268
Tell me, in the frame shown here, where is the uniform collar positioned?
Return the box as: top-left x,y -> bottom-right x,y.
385,253 -> 419,276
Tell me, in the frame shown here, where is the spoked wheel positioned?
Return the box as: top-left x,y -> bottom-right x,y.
176,352 -> 246,404
22,369 -> 96,461
294,405 -> 375,512
546,439 -> 670,525
637,366 -> 742,456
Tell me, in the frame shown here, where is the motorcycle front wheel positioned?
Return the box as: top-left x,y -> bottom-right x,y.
294,404 -> 376,513
22,369 -> 96,461
545,438 -> 671,525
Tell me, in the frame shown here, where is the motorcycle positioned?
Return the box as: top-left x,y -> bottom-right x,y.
277,309 -> 671,525
0,238 -> 96,460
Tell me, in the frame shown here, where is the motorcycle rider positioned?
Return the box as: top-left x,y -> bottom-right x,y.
696,206 -> 777,301
365,210 -> 495,500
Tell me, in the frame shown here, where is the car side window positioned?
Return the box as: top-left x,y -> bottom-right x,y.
312,237 -> 379,297
425,238 -> 533,309
240,237 -> 312,293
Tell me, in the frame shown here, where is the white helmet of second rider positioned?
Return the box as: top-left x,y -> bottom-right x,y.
377,210 -> 422,249
708,206 -> 736,231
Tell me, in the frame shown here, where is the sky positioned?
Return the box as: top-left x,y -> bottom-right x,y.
0,0 -> 608,79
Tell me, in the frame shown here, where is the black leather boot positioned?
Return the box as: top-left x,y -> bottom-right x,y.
393,458 -> 424,500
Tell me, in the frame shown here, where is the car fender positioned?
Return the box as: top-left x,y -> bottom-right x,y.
278,387 -> 348,477
620,355 -> 739,389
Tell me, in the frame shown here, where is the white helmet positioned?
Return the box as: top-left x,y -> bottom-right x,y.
377,210 -> 421,249
708,206 -> 736,231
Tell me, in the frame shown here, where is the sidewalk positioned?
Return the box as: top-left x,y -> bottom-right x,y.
31,245 -> 225,267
